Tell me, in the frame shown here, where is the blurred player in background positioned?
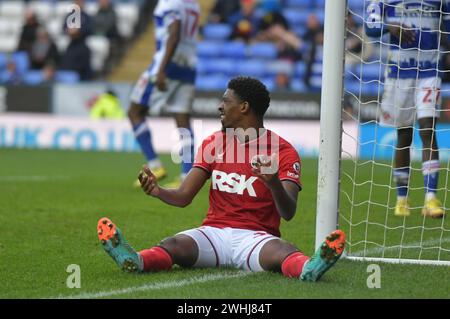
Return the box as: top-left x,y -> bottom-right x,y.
365,0 -> 450,218
129,0 -> 200,187
98,77 -> 346,282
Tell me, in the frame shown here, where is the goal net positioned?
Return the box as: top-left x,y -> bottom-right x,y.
322,0 -> 450,265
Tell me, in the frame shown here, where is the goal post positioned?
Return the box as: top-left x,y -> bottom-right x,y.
317,0 -> 450,266
315,0 -> 347,250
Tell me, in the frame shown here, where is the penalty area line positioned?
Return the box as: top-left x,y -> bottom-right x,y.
50,271 -> 254,299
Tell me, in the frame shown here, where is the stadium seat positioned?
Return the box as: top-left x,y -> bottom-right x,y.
294,62 -> 306,77
197,41 -> 222,58
0,53 -> 7,71
261,77 -> 276,91
195,74 -> 228,91
0,19 -> 22,37
265,60 -> 294,76
55,1 -> 73,21
116,3 -> 139,38
28,1 -> 54,22
86,36 -> 110,72
55,35 -> 70,53
291,79 -> 308,93
247,42 -> 278,59
55,70 -> 80,83
12,51 -> 29,74
84,2 -> 99,16
46,18 -> 64,40
0,1 -> 26,19
221,41 -> 246,59
202,24 -> 232,41
200,58 -> 235,75
23,70 -> 44,85
0,35 -> 18,53
286,0 -> 315,8
236,60 -> 266,77
315,0 -> 325,9
282,9 -> 310,27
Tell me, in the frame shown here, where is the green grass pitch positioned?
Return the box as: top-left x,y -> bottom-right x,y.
0,148 -> 449,299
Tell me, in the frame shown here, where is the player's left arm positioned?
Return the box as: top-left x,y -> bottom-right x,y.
252,153 -> 300,221
155,19 -> 181,91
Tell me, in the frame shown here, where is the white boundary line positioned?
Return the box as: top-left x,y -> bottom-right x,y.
50,271 -> 254,299
350,237 -> 450,257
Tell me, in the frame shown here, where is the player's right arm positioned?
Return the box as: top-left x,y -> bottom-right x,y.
139,166 -> 209,207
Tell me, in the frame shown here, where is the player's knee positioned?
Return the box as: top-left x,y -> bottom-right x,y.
159,236 -> 197,267
127,104 -> 146,123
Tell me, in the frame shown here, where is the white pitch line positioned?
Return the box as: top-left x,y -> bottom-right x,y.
51,271 -> 254,299
351,236 -> 450,257
0,175 -> 70,182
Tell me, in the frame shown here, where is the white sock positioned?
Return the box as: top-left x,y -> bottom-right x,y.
425,192 -> 436,201
147,159 -> 162,169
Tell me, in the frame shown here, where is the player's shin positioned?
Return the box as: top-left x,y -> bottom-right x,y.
133,120 -> 160,167
139,246 -> 173,272
281,251 -> 309,279
393,167 -> 410,199
422,160 -> 440,200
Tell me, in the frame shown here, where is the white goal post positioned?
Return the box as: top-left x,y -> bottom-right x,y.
317,0 -> 450,266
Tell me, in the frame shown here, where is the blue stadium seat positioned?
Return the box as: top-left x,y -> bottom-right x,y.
221,41 -> 246,59
195,74 -> 229,91
198,41 -> 222,58
55,71 -> 80,83
291,79 -> 308,93
202,23 -> 232,41
348,0 -> 366,12
206,58 -> 235,75
294,62 -> 306,77
315,0 -> 325,8
352,63 -> 384,82
247,42 -> 278,59
0,53 -> 7,71
261,77 -> 276,91
286,0 -> 315,8
23,71 -> 44,85
282,9 -> 311,27
236,60 -> 267,77
12,51 -> 29,74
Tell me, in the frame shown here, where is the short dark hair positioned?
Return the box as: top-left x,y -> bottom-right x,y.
227,76 -> 270,117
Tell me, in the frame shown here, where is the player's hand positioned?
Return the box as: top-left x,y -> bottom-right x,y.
251,153 -> 279,187
155,71 -> 167,91
138,165 -> 160,197
387,23 -> 415,45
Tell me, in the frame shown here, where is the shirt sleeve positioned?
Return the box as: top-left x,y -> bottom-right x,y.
278,147 -> 302,190
193,135 -> 215,176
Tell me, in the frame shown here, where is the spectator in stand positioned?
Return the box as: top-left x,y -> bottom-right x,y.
209,0 -> 240,24
345,13 -> 373,67
59,27 -> 93,81
29,27 -> 59,70
274,72 -> 291,92
255,10 -> 303,61
42,63 -> 56,84
63,0 -> 93,38
229,0 -> 260,42
94,0 -> 120,40
302,14 -> 323,89
1,60 -> 22,85
17,10 -> 41,55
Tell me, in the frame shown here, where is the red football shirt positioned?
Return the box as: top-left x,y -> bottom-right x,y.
193,129 -> 302,237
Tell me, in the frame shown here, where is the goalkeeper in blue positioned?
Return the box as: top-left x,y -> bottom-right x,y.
365,0 -> 449,218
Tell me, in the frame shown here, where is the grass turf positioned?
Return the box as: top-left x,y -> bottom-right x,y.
0,148 -> 448,299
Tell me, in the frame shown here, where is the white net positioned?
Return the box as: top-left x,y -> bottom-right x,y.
341,0 -> 450,264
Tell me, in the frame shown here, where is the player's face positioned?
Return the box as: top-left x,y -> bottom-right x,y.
219,89 -> 244,130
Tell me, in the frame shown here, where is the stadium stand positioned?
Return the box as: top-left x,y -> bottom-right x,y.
0,0 -> 144,85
